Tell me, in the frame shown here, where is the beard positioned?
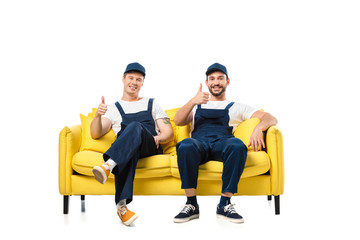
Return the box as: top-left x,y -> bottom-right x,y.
208,85 -> 226,97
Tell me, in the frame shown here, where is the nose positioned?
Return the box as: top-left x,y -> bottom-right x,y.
129,78 -> 137,84
213,79 -> 220,85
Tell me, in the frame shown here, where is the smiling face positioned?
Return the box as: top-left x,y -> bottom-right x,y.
206,71 -> 229,98
122,71 -> 144,97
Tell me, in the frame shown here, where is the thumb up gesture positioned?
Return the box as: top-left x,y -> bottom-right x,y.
191,83 -> 210,105
96,96 -> 108,116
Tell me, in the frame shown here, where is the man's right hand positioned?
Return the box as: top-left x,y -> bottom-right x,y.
96,96 -> 107,117
191,83 -> 210,105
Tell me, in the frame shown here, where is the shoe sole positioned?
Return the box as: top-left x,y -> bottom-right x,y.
216,214 -> 244,224
92,166 -> 107,184
173,214 -> 199,223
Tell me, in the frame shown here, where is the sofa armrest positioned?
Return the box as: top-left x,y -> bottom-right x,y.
265,126 -> 284,195
59,125 -> 82,195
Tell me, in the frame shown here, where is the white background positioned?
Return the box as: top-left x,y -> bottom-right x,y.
1,0 -> 359,239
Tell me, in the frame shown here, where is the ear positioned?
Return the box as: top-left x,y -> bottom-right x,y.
226,77 -> 230,86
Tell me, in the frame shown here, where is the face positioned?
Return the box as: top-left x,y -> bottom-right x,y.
206,71 -> 229,97
122,72 -> 144,96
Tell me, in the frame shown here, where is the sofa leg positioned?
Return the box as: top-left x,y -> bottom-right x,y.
274,195 -> 280,215
267,195 -> 272,201
63,195 -> 69,214
81,195 -> 85,212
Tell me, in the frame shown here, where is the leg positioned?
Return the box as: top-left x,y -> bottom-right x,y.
173,138 -> 206,223
212,137 -> 247,194
268,195 -> 272,201
81,195 -> 85,212
104,122 -> 158,174
275,195 -> 280,215
176,138 -> 208,190
112,122 -> 159,205
63,195 -> 69,214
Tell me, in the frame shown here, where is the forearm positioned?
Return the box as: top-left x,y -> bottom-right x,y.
157,130 -> 174,144
90,115 -> 103,139
156,119 -> 174,144
174,99 -> 195,126
256,113 -> 278,132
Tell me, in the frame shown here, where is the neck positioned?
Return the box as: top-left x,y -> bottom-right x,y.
121,92 -> 141,102
210,93 -> 226,101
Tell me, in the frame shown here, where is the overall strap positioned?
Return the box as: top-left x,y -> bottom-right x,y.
197,104 -> 202,109
225,102 -> 235,110
115,101 -> 126,116
147,98 -> 154,112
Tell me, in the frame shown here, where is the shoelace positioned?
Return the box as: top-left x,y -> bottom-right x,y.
180,204 -> 195,214
102,162 -> 111,171
224,203 -> 237,214
118,206 -> 128,216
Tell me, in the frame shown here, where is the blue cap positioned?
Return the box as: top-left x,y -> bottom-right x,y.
206,63 -> 228,77
124,62 -> 146,77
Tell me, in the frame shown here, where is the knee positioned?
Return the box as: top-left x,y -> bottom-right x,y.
224,138 -> 247,153
176,138 -> 198,153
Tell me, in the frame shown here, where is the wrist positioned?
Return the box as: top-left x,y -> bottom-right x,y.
189,97 -> 198,106
254,125 -> 264,132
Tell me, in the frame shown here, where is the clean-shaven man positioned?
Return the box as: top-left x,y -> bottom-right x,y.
91,62 -> 173,226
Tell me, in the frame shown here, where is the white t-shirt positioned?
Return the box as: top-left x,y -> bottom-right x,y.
102,97 -> 169,137
191,100 -> 257,134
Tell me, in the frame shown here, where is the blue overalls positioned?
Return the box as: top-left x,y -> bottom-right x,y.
103,98 -> 162,205
176,102 -> 247,194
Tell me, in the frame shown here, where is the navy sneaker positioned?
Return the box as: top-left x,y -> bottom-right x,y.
216,203 -> 244,223
173,204 -> 199,223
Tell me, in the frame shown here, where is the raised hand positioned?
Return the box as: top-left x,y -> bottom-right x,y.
96,96 -> 108,116
191,83 -> 210,105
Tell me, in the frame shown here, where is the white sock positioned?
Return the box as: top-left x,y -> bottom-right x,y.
104,159 -> 117,172
117,199 -> 127,208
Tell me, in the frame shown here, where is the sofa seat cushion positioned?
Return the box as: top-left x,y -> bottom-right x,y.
171,151 -> 270,180
72,151 -> 172,179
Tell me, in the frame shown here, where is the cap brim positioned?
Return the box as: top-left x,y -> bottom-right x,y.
206,68 -> 227,76
124,70 -> 146,77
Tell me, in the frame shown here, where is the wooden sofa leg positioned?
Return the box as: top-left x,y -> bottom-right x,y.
274,195 -> 280,215
63,195 -> 69,214
81,195 -> 85,212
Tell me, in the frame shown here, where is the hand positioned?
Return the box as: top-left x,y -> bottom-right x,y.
191,83 -> 210,105
248,127 -> 265,152
96,96 -> 107,117
153,135 -> 160,148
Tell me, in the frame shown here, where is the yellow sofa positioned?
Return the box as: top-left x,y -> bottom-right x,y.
59,108 -> 284,214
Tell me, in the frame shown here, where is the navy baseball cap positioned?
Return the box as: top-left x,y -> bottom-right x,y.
205,63 -> 228,77
124,62 -> 146,77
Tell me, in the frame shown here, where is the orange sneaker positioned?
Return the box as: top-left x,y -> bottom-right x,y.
117,205 -> 138,226
92,163 -> 110,184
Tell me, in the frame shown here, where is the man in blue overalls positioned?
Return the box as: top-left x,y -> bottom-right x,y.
90,62 -> 173,226
173,63 -> 278,223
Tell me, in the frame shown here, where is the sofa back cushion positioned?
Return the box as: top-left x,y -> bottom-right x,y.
80,108 -> 116,153
78,107 -> 260,154
233,117 -> 261,150
161,108 -> 190,155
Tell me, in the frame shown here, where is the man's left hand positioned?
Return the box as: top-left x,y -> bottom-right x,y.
248,127 -> 265,152
153,135 -> 160,148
